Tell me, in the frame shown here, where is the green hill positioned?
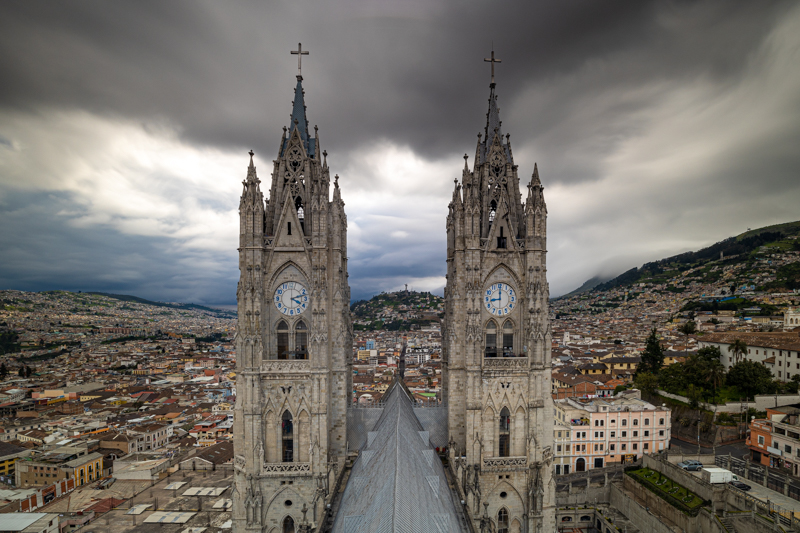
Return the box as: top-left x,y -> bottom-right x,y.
592,220 -> 800,293
86,292 -> 235,318
350,290 -> 443,331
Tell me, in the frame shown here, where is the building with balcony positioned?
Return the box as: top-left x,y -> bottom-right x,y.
554,393 -> 671,473
748,404 -> 800,476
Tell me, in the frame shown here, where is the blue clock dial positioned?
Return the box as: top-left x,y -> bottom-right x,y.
273,282 -> 309,316
484,283 -> 516,316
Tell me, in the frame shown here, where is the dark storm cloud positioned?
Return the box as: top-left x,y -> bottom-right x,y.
0,0 -> 799,302
0,190 -> 238,303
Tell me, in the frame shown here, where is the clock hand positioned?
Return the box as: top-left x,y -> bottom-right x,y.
291,296 -> 302,304
490,297 -> 501,302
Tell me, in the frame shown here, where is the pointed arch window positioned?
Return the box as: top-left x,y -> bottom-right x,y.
485,321 -> 498,358
497,507 -> 509,533
502,320 -> 514,357
295,196 -> 305,233
277,320 -> 289,360
281,410 -> 294,462
499,407 -> 511,457
489,200 -> 497,224
282,515 -> 295,533
294,320 -> 308,359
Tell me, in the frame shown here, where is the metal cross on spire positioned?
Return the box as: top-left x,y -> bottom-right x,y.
291,43 -> 309,77
484,48 -> 501,85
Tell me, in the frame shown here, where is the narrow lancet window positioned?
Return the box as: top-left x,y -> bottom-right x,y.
502,320 -> 514,357
295,320 -> 308,359
281,410 -> 294,462
485,321 -> 497,358
499,407 -> 510,457
277,320 -> 289,360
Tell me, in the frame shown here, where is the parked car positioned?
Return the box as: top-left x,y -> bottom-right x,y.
677,460 -> 703,471
729,480 -> 751,491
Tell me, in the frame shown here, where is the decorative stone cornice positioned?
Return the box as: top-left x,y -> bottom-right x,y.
482,456 -> 527,471
261,462 -> 312,476
483,357 -> 528,370
260,360 -> 311,373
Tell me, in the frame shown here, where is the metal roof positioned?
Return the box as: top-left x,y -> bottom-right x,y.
332,382 -> 465,533
0,513 -> 50,531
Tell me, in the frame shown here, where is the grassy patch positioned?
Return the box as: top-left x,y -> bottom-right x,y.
627,467 -> 708,515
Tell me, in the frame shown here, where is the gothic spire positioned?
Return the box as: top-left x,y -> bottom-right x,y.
484,83 -> 502,147
290,76 -> 310,146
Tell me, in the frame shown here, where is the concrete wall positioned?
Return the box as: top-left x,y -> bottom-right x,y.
609,482 -> 677,533
555,482 -> 609,507
616,477 -> 726,533
642,454 -> 725,504
659,390 -> 800,412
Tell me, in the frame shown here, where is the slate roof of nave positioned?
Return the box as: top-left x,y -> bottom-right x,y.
331,381 -> 465,533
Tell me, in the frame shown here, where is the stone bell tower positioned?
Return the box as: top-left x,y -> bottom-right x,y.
443,50 -> 555,533
233,44 -> 352,533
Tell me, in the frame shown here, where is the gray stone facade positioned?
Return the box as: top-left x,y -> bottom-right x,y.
443,81 -> 555,533
233,74 -> 352,533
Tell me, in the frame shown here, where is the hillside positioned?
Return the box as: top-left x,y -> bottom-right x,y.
589,221 -> 800,293
86,292 -> 235,318
350,290 -> 443,331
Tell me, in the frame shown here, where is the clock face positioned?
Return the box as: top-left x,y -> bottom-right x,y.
274,282 -> 308,316
485,283 -> 516,316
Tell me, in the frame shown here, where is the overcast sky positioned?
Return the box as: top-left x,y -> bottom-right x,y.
1,1 -> 799,305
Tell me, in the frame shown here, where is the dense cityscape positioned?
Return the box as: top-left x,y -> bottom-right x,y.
1,225 -> 799,531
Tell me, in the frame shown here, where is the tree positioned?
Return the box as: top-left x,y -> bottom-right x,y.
0,362 -> 6,379
18,366 -> 25,378
25,366 -> 32,378
726,360 -> 773,399
678,321 -> 697,336
686,384 -> 702,409
706,359 -> 726,403
728,339 -> 748,365
634,372 -> 659,396
638,328 -> 665,375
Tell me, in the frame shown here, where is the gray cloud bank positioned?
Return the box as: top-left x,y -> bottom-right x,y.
0,1 -> 799,303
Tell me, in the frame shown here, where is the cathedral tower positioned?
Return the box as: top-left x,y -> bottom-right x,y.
444,53 -> 555,533
233,46 -> 352,533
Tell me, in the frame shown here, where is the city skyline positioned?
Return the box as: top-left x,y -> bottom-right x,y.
1,1 -> 799,304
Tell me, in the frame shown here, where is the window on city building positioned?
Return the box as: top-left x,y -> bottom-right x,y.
557,445 -> 562,452
610,444 -> 615,451
611,419 -> 616,424
499,407 -> 511,457
633,443 -> 638,450
633,419 -> 638,426
498,508 -> 509,533
485,321 -> 498,358
659,430 -> 664,437
758,436 -> 765,445
644,443 -> 649,450
644,419 -> 650,426
622,431 -> 627,437
277,320 -> 290,359
659,418 -> 665,425
282,410 -> 294,462
622,419 -> 627,426
633,431 -> 638,437
622,444 -> 626,451
786,445 -> 792,454
610,432 -> 615,438
502,320 -> 514,356
644,431 -> 649,437
294,320 -> 308,359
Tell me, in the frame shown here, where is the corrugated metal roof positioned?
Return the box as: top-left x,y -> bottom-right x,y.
0,513 -> 49,531
332,382 -> 464,533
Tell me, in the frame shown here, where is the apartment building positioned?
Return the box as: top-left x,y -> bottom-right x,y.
748,404 -> 800,476
554,393 -> 671,474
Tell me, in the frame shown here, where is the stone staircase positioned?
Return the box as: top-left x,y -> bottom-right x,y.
718,516 -> 737,533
